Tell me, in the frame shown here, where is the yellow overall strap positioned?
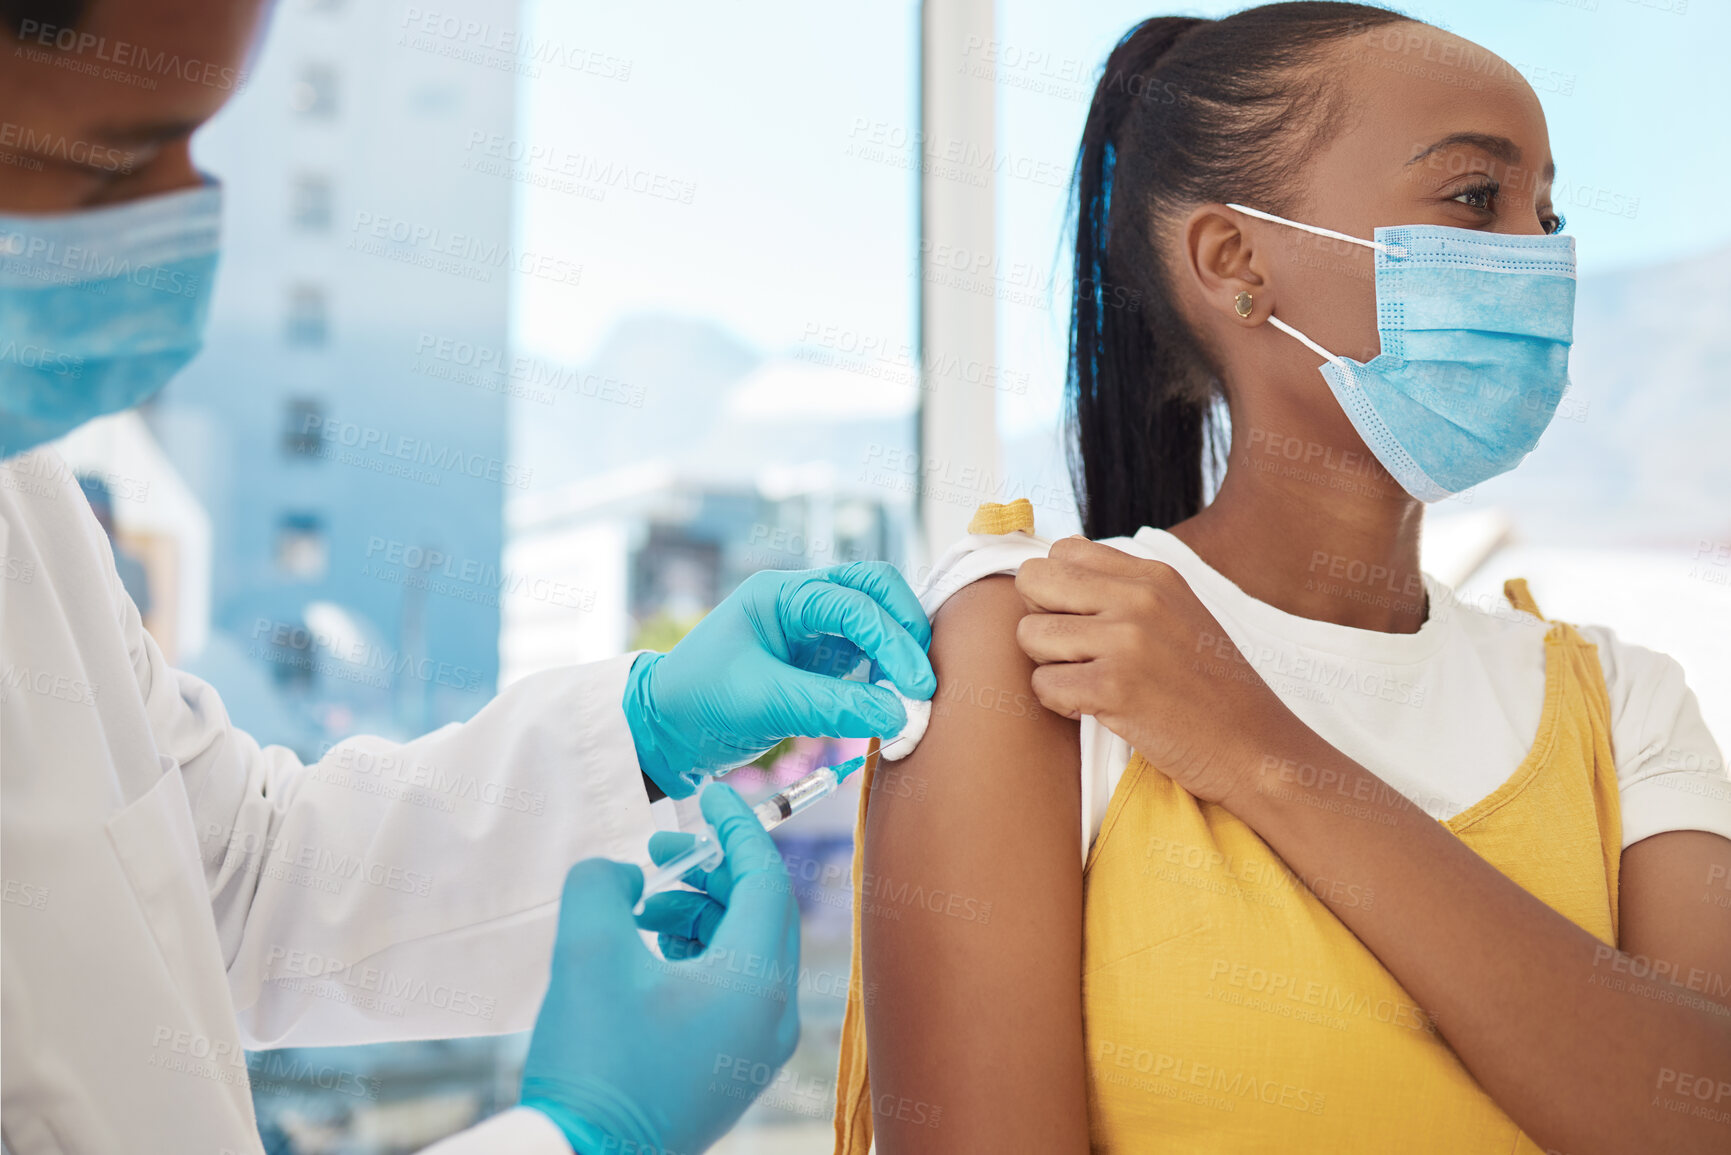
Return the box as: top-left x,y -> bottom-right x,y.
1504,576 -> 1544,619
966,497 -> 1035,536
832,740 -> 879,1152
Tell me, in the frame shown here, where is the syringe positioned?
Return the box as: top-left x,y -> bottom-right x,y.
634,753 -> 868,913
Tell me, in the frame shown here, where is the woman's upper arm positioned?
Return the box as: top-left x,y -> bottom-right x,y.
1619,830 -> 1731,1012
861,575 -> 1088,1153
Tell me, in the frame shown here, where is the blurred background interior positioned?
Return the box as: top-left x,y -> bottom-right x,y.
52,0 -> 1729,1150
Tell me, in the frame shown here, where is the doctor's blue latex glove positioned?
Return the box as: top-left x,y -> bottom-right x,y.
624,561 -> 935,798
520,785 -> 800,1155
635,826 -> 739,959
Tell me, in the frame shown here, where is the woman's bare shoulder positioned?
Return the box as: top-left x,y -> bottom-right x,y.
924,573 -> 1078,757
865,574 -> 1080,858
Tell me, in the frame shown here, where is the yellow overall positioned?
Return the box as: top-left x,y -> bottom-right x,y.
833,501 -> 1622,1153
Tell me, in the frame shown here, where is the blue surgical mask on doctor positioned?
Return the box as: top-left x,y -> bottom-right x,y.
0,183 -> 222,459
1226,202 -> 1576,502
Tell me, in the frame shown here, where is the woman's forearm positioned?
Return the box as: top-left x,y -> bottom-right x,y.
1226,731 -> 1731,1155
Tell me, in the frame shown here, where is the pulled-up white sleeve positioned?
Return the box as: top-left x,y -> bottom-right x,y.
1580,624 -> 1731,849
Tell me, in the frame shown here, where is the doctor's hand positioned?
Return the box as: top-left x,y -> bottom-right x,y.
520,785 -> 800,1155
1015,536 -> 1315,811
624,561 -> 935,798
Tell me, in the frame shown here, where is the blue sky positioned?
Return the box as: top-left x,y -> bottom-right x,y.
511,0 -> 920,369
515,0 -> 1727,438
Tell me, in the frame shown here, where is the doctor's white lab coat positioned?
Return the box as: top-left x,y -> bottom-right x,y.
0,449 -> 660,1154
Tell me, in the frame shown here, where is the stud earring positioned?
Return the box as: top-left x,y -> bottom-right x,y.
1233,290 -> 1254,319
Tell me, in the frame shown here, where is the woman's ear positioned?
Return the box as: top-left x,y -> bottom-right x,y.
1181,203 -> 1271,326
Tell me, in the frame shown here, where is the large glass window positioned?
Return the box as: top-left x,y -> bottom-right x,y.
285,285 -> 329,346
275,513 -> 329,580
290,172 -> 334,231
291,63 -> 340,119
124,0 -> 916,1149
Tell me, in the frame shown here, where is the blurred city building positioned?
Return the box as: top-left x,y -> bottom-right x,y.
501,459 -> 906,688
115,0 -> 529,1147
148,0 -> 517,754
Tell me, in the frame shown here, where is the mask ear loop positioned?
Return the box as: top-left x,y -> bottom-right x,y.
1264,314 -> 1348,368
1224,202 -> 1408,259
1223,203 -> 1401,379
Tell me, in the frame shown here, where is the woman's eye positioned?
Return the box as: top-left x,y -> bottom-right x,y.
1543,212 -> 1567,235
1451,183 -> 1498,211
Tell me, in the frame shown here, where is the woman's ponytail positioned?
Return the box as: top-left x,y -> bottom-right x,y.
1069,18 -> 1209,540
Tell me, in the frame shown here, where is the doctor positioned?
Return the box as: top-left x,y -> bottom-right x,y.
0,2 -> 936,1153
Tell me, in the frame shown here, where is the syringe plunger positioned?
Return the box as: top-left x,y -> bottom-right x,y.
634,754 -> 867,912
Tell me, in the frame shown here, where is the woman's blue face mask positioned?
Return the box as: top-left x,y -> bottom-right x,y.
0,183 -> 222,459
1227,202 -> 1576,502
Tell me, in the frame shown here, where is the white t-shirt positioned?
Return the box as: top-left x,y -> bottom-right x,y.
886,527 -> 1731,862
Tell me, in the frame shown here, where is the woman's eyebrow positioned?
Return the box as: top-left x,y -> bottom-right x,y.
1407,132 -> 1556,181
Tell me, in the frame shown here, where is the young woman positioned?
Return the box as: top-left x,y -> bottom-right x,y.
831,5 -> 1731,1153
